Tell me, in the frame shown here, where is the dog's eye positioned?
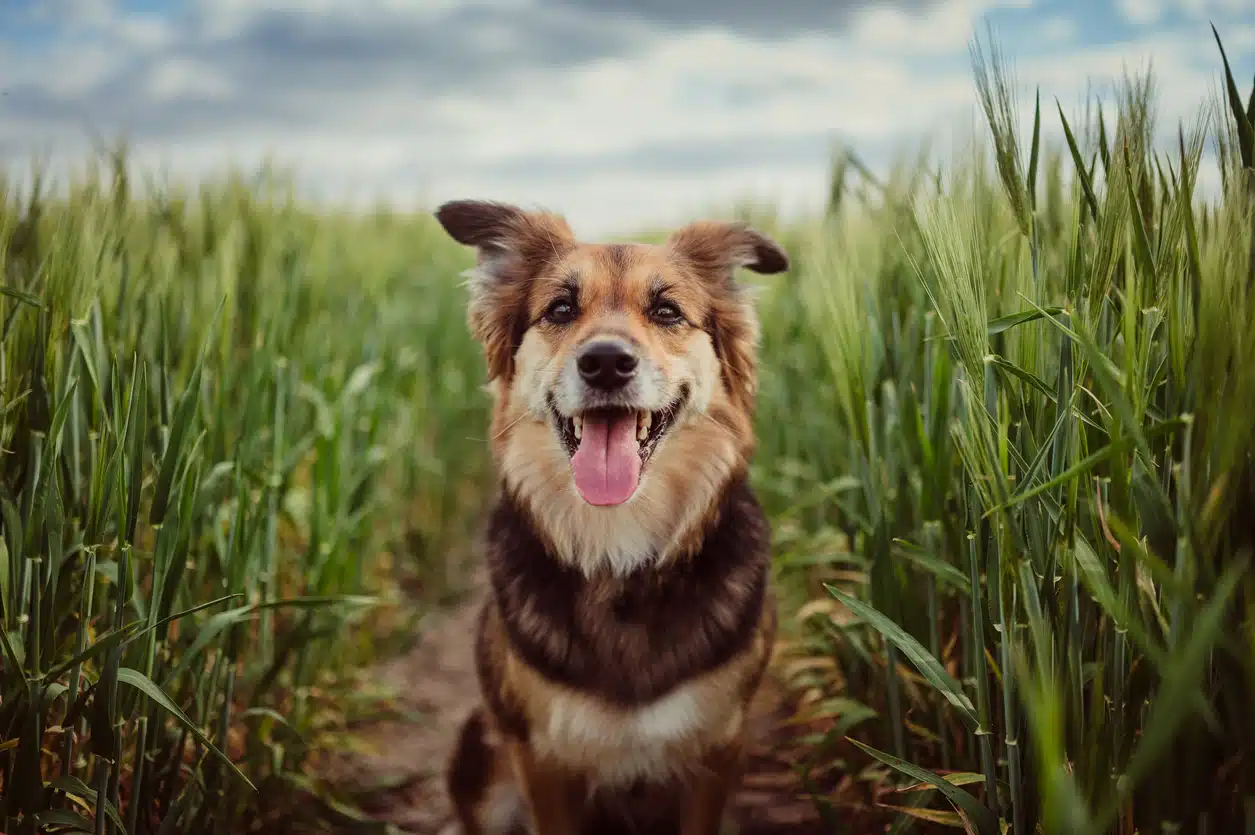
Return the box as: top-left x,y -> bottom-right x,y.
544,299 -> 577,325
650,302 -> 683,325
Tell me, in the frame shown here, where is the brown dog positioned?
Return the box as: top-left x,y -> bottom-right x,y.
434,200 -> 787,835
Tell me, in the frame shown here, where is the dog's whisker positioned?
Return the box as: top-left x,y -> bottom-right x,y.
491,410 -> 532,441
464,409 -> 535,443
700,412 -> 740,442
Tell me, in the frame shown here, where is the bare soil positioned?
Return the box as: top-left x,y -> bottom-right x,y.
319,578 -> 827,835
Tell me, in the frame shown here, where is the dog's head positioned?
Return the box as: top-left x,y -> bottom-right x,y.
435,199 -> 787,572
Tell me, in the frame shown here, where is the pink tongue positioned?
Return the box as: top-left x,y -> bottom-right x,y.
570,413 -> 642,506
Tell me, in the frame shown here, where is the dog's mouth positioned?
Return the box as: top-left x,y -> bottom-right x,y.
550,387 -> 690,507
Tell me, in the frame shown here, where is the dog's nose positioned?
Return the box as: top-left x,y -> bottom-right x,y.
577,340 -> 638,390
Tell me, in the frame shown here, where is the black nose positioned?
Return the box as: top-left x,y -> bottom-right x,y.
577,340 -> 638,390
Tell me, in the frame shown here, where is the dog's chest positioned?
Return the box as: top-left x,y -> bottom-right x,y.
532,681 -> 741,786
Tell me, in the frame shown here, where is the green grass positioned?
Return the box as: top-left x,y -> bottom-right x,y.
0,158 -> 490,832
2,25 -> 1253,835
764,28 -> 1255,835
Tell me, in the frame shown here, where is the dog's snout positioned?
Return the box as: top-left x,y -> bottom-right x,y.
577,340 -> 638,390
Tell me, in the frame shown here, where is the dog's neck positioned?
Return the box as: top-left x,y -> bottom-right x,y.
484,474 -> 772,707
500,467 -> 744,578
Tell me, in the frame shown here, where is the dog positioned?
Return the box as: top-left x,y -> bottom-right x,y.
434,199 -> 788,835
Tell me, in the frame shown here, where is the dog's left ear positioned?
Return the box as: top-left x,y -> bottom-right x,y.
665,220 -> 789,280
665,221 -> 788,415
435,199 -> 576,380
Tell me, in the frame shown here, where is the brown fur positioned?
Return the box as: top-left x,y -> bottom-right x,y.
434,200 -> 788,835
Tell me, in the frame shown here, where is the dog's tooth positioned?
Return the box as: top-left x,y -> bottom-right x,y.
573,416 -> 583,440
637,411 -> 652,442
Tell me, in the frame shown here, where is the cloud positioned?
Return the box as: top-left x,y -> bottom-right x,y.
1038,17 -> 1079,42
478,131 -> 837,180
2,0 -> 645,143
1116,0 -> 1163,24
548,0 -> 933,38
193,0 -> 643,97
1,0 -> 1253,235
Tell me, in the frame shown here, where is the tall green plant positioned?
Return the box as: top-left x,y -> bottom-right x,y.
768,27 -> 1255,835
0,159 -> 488,830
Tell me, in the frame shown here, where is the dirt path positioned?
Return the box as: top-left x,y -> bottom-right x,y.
321,580 -> 826,834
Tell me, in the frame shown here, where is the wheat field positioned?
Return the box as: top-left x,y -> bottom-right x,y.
1,29 -> 1252,835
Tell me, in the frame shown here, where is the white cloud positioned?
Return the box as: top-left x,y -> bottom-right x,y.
145,59 -> 235,103
1039,17 -> 1078,43
851,0 -> 1030,54
430,30 -> 973,166
110,16 -> 177,50
31,46 -> 125,99
1176,0 -> 1255,18
2,0 -> 1253,236
1117,0 -> 1163,24
31,0 -> 116,27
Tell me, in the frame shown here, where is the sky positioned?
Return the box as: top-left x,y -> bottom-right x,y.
1,0 -> 1253,236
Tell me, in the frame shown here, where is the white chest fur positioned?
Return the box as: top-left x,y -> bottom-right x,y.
531,682 -> 742,786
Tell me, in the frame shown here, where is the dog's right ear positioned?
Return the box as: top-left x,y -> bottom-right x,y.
434,199 -> 575,380
435,200 -> 524,255
435,199 -> 575,260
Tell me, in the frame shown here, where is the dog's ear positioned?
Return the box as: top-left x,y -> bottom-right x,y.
665,221 -> 787,414
665,220 -> 789,280
435,199 -> 575,380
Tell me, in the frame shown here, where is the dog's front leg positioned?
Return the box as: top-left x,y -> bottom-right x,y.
508,739 -> 587,835
679,743 -> 746,835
